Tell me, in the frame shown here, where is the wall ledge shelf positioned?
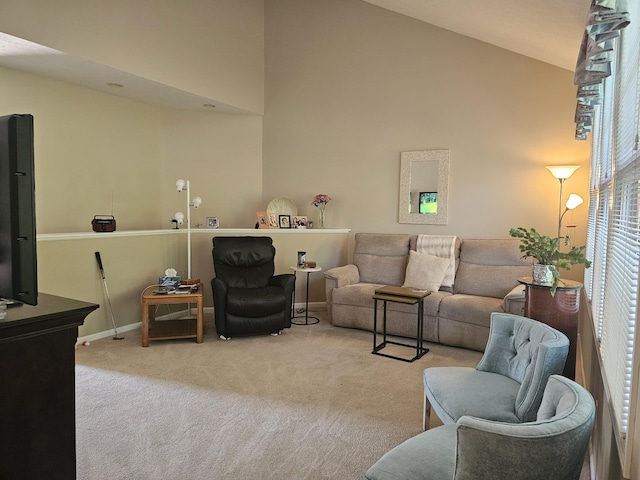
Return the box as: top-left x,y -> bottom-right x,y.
37,228 -> 351,242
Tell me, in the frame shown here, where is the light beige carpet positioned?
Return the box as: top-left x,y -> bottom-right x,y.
75,311 -> 483,479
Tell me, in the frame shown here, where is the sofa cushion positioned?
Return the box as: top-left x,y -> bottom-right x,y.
454,239 -> 531,298
410,236 -> 461,293
438,294 -> 504,328
332,282 -> 383,309
354,233 -> 410,285
402,251 -> 452,292
332,282 -> 446,318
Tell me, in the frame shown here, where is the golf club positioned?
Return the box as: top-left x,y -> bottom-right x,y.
95,251 -> 124,340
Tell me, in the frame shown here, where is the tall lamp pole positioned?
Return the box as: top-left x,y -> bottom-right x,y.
546,166 -> 581,241
175,179 -> 202,279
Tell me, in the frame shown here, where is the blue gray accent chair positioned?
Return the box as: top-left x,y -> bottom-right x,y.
365,374 -> 595,480
423,312 -> 569,430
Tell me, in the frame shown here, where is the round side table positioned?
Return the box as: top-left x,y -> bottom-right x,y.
518,276 -> 582,379
289,265 -> 322,325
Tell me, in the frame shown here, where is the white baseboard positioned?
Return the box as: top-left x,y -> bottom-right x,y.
77,303 -> 327,344
77,321 -> 142,344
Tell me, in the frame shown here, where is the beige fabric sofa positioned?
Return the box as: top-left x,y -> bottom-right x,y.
324,233 -> 532,352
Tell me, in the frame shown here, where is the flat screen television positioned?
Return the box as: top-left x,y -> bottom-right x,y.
0,113 -> 38,306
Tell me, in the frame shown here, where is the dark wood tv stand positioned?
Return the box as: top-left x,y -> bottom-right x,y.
0,293 -> 98,480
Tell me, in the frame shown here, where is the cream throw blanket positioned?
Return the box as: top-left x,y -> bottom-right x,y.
416,235 -> 457,287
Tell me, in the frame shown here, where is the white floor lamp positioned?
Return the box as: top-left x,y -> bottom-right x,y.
545,166 -> 582,242
175,179 -> 202,280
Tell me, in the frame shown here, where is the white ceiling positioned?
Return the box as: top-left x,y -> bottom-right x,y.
0,32 -> 245,113
363,0 -> 591,71
0,1 -> 590,111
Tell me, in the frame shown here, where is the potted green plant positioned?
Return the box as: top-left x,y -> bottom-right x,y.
508,227 -> 592,295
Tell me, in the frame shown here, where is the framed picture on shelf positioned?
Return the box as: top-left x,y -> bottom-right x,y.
279,214 -> 291,229
256,211 -> 268,229
292,216 -> 308,228
206,217 -> 219,229
268,212 -> 279,228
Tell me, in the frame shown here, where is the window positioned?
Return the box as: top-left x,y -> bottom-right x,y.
584,1 -> 638,474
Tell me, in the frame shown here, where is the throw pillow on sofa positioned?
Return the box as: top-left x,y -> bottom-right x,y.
402,250 -> 451,292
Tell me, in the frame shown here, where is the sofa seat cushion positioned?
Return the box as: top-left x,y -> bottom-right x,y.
331,283 -> 448,317
424,367 -> 521,425
226,286 -> 286,317
331,283 -> 383,308
438,294 -> 504,328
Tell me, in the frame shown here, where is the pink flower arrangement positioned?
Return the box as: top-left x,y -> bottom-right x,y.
312,194 -> 332,207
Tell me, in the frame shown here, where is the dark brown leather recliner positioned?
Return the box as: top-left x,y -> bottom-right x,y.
211,236 -> 294,339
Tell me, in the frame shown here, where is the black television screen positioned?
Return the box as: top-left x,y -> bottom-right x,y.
0,114 -> 38,306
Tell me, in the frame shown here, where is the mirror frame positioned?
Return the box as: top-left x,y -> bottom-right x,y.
399,149 -> 450,225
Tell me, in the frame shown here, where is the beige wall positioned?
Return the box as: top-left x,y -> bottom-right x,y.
37,229 -> 348,337
1,1 -> 625,476
0,66 -> 165,232
263,0 -> 590,253
1,0 -> 592,343
37,232 -> 185,336
159,111 -> 264,230
190,229 -> 350,306
0,66 -> 266,338
0,0 -> 264,114
0,66 -> 264,233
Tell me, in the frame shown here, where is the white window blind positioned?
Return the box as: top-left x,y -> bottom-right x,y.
585,1 -> 639,472
586,184 -> 610,340
599,163 -> 639,434
615,9 -> 640,169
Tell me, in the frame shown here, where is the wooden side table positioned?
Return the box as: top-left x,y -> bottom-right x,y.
518,277 -> 582,379
372,285 -> 431,362
141,285 -> 204,347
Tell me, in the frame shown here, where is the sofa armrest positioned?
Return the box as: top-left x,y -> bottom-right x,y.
324,264 -> 360,288
502,285 -> 525,316
324,264 -> 360,323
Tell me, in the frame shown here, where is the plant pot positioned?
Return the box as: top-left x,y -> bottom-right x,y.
532,263 -> 555,287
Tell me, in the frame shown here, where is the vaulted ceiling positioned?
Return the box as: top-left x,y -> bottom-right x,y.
363,0 -> 591,71
0,1 -> 591,111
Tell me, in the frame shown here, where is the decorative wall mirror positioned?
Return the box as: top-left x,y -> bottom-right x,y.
398,149 -> 450,225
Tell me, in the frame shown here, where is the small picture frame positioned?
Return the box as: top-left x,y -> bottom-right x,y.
268,212 -> 279,228
256,211 -> 268,229
292,215 -> 308,228
279,214 -> 291,229
206,217 -> 219,229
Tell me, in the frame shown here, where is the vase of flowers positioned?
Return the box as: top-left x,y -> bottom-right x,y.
312,194 -> 331,228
